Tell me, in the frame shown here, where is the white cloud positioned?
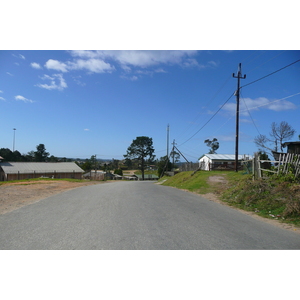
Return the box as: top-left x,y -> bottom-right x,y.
72,75 -> 86,86
15,95 -> 34,103
31,62 -> 42,69
207,60 -> 218,67
84,128 -> 90,131
120,74 -> 139,81
0,97 -> 5,101
68,58 -> 115,73
36,74 -> 67,91
45,59 -> 68,72
6,72 -> 13,76
12,54 -> 25,60
222,96 -> 297,116
44,57 -> 114,74
0,90 -> 3,93
70,50 -> 199,68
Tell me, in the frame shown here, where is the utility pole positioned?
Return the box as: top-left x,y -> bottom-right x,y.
233,63 -> 246,172
13,128 -> 16,152
166,124 -> 170,159
172,139 -> 177,170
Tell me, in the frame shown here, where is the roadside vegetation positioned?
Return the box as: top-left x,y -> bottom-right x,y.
159,170 -> 300,227
0,177 -> 90,186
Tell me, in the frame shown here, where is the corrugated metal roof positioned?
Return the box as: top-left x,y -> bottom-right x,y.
0,162 -> 84,174
200,154 -> 253,161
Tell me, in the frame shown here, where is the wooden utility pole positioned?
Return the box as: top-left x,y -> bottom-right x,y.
166,124 -> 170,159
172,139 -> 176,170
233,63 -> 246,172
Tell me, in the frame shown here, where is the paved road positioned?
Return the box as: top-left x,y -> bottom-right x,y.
1,181 -> 300,249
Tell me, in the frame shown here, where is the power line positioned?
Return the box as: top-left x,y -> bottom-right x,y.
176,74 -> 233,141
245,50 -> 286,74
239,92 -> 300,112
241,58 -> 300,89
178,92 -> 235,146
240,90 -> 261,135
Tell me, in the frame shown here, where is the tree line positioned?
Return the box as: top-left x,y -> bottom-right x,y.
0,144 -> 71,163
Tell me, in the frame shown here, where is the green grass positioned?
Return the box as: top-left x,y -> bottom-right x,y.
160,170 -> 241,194
160,170 -> 300,227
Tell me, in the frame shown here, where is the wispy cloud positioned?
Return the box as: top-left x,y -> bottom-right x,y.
84,128 -> 90,131
67,58 -> 115,73
70,50 -> 198,68
12,54 -> 25,60
0,97 -> 5,101
72,75 -> 86,86
222,96 -> 297,116
15,95 -> 34,103
120,75 -> 138,81
31,62 -> 42,69
6,72 -> 13,76
36,74 -> 67,91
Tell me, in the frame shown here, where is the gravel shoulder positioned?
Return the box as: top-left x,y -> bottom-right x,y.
0,180 -> 102,214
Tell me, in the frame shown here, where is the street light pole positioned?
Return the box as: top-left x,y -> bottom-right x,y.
13,128 -> 16,152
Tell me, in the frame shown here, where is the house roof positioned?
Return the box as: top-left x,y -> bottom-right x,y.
0,162 -> 84,174
283,141 -> 300,147
199,154 -> 253,161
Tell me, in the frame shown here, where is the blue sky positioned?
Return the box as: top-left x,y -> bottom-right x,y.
1,50 -> 299,161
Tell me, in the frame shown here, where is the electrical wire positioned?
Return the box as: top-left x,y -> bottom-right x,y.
176,74 -> 233,141
245,50 -> 286,74
239,92 -> 300,112
241,58 -> 300,89
240,90 -> 262,135
178,92 -> 235,146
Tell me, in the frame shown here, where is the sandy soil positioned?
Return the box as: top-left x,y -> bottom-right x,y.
0,180 -> 101,215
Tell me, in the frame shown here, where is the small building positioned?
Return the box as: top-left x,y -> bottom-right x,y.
199,154 -> 253,171
0,162 -> 84,181
282,141 -> 300,155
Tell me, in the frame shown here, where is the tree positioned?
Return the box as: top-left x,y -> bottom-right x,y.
157,155 -> 172,178
204,138 -> 219,154
34,144 -> 50,162
254,121 -> 295,155
124,136 -> 155,180
114,169 -> 123,176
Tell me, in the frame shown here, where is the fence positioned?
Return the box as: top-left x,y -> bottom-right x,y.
178,163 -> 200,172
253,152 -> 300,179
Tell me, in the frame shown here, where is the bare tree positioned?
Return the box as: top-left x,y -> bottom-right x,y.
254,121 -> 295,154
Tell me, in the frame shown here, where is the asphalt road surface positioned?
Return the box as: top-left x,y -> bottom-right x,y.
1,181 -> 300,250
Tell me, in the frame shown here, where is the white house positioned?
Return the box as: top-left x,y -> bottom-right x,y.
199,154 -> 253,171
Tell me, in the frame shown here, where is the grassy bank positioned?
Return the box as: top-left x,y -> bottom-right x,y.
160,170 -> 300,227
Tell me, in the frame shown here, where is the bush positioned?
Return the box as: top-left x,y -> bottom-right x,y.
114,169 -> 123,176
222,176 -> 300,223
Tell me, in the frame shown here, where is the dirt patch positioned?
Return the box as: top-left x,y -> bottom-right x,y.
0,180 -> 101,215
208,175 -> 228,184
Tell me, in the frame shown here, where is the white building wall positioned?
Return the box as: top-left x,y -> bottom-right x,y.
199,156 -> 211,171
